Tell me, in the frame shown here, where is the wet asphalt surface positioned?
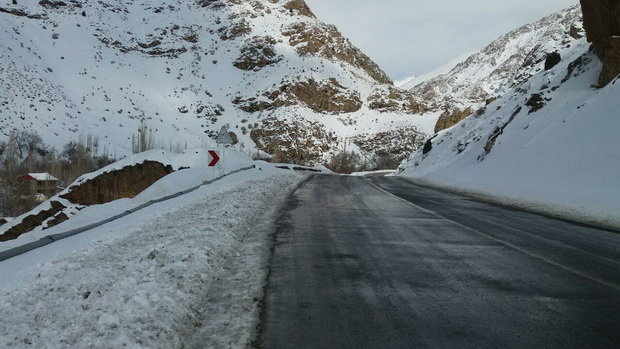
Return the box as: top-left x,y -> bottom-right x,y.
258,175 -> 620,349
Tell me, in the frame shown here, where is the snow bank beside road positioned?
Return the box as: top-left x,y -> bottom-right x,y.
0,171 -> 303,348
399,42 -> 620,230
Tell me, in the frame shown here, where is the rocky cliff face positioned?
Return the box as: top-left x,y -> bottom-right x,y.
580,0 -> 620,85
0,0 -> 432,165
406,6 -> 584,133
434,107 -> 474,134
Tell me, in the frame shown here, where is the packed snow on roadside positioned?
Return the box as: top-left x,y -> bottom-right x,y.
398,38 -> 620,230
0,169 -> 304,348
350,170 -> 396,177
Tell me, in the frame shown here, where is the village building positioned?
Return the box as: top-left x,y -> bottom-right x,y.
19,173 -> 59,201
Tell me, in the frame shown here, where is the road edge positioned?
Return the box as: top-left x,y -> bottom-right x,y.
250,174 -> 315,348
397,176 -> 620,233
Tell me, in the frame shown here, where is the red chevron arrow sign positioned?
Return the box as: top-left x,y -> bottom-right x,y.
208,150 -> 220,167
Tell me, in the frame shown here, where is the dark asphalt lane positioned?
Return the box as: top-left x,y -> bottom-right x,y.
258,175 -> 620,349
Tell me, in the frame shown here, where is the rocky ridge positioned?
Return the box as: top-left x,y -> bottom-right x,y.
405,6 -> 585,133
0,0 -> 432,165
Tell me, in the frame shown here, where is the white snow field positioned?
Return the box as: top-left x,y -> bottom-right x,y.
0,163 -> 304,347
399,34 -> 620,230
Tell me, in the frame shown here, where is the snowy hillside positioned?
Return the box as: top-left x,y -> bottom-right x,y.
398,21 -> 620,229
0,0 -> 434,164
405,5 -> 584,133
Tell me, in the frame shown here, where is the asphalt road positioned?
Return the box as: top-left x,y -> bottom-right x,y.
257,175 -> 620,348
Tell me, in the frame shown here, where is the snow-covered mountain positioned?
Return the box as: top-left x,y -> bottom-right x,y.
0,0 -> 434,164
406,5 -> 585,133
398,5 -> 620,229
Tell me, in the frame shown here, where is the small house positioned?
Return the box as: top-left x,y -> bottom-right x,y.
19,173 -> 59,200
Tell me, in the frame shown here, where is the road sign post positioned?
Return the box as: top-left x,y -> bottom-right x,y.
208,150 -> 220,167
214,126 -> 234,176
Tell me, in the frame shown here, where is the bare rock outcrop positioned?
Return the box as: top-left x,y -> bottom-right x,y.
218,19 -> 252,40
233,78 -> 362,114
434,107 -> 474,133
580,0 -> 620,85
282,22 -> 392,84
0,6 -> 46,19
233,36 -> 283,71
351,127 -> 427,162
250,117 -> 338,164
367,86 -> 428,114
284,0 -> 315,18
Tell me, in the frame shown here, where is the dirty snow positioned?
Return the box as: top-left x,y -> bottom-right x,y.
0,169 -> 304,348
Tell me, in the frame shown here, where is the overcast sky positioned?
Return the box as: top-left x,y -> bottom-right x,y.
305,0 -> 579,80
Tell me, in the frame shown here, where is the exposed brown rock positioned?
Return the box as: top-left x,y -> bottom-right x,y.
182,34 -> 198,43
0,7 -> 46,19
284,0 -> 315,18
198,0 -> 219,7
44,212 -> 69,229
219,19 -> 251,40
39,0 -> 67,8
144,47 -> 187,57
289,79 -> 362,114
234,78 -> 362,114
138,40 -> 161,49
233,36 -> 282,71
367,86 -> 428,114
61,161 -> 174,206
97,36 -> 187,58
282,22 -> 392,84
0,201 -> 65,241
525,93 -> 545,114
228,132 -> 238,145
570,24 -> 585,39
600,38 -> 620,84
485,97 -> 498,106
250,117 -> 338,165
351,127 -> 427,162
579,0 -> 620,85
434,107 -> 474,133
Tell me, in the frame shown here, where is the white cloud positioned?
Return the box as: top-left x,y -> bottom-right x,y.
305,0 -> 580,80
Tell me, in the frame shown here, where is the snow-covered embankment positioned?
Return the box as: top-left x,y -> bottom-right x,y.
0,167 -> 304,347
398,43 -> 620,230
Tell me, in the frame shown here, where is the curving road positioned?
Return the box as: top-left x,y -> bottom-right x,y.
257,175 -> 620,348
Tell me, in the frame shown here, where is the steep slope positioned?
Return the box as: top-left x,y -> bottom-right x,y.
406,6 -> 585,132
398,6 -> 620,229
0,0 -> 433,165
